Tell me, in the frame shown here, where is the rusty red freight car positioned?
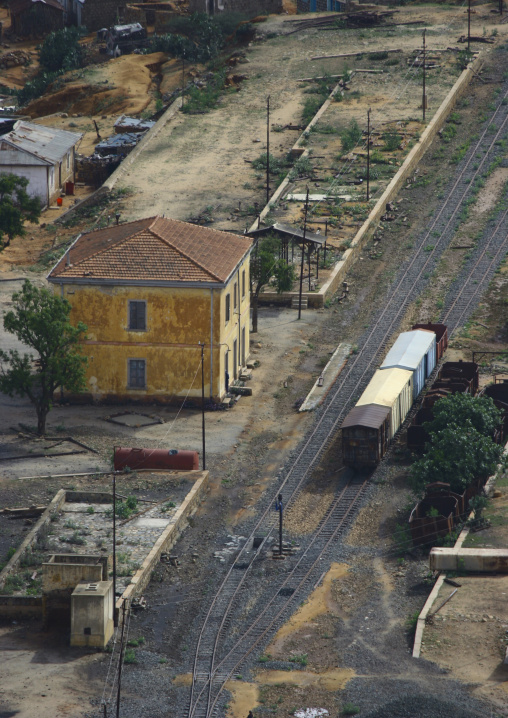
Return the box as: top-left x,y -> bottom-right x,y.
114,447 -> 199,471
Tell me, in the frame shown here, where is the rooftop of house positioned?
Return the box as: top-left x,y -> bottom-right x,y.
10,0 -> 64,13
48,216 -> 253,285
0,121 -> 82,165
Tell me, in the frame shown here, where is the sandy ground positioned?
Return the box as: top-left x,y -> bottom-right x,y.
0,625 -> 103,718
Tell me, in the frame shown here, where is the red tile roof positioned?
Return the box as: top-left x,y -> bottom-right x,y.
49,216 -> 252,284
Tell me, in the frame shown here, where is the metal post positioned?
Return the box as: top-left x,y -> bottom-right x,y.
266,95 -> 270,206
324,221 -> 328,265
298,188 -> 309,320
316,247 -> 319,280
467,0 -> 471,52
422,29 -> 427,122
113,472 -> 117,627
116,600 -> 127,718
308,245 -> 311,292
200,342 -> 206,471
366,107 -> 371,201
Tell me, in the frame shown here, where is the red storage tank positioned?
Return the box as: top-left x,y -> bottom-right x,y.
114,447 -> 199,471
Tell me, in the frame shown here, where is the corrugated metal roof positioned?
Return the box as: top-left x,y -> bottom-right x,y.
380,330 -> 435,371
247,222 -> 325,247
1,121 -> 82,164
356,368 -> 413,408
341,404 -> 390,430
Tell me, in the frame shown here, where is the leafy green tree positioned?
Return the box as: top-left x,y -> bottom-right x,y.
410,425 -> 502,494
250,235 -> 295,332
425,393 -> 502,438
39,27 -> 83,72
272,258 -> 296,294
0,174 -> 41,250
0,281 -> 88,435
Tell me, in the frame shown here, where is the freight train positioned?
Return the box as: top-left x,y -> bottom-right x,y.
341,323 -> 448,468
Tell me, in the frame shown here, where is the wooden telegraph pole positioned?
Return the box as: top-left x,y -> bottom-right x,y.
366,107 -> 371,201
422,28 -> 427,122
200,342 -> 206,470
182,52 -> 185,107
467,0 -> 471,52
116,600 -> 127,718
298,187 -> 309,321
112,472 -> 117,627
266,95 -> 270,206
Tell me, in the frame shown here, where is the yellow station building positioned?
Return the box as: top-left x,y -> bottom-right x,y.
47,216 -> 252,404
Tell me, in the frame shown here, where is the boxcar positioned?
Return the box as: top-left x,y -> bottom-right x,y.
412,323 -> 448,361
341,404 -> 391,467
380,329 -> 436,399
356,368 -> 414,439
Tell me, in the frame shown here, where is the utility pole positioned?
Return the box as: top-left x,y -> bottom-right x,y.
112,472 -> 117,627
298,187 -> 309,321
200,342 -> 206,470
366,107 -> 371,201
467,0 -> 471,52
275,494 -> 283,556
182,52 -> 185,107
266,95 -> 270,206
116,600 -> 127,718
422,29 -> 427,122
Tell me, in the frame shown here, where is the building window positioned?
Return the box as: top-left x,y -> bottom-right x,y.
234,282 -> 237,310
128,359 -> 146,388
225,293 -> 230,323
67,152 -> 70,170
242,270 -> 245,298
129,300 -> 146,331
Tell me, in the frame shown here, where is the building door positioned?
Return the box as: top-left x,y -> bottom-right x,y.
225,350 -> 229,392
233,340 -> 237,380
241,327 -> 246,367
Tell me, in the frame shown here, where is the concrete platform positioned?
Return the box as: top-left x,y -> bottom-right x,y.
299,343 -> 351,412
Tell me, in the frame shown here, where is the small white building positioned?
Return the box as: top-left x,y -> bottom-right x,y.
0,121 -> 82,208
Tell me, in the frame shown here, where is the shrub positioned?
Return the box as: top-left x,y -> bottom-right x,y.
382,132 -> 401,152
340,119 -> 362,153
123,648 -> 137,664
182,69 -> 226,114
39,27 -> 83,72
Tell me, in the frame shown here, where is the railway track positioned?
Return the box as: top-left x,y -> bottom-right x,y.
185,78 -> 508,718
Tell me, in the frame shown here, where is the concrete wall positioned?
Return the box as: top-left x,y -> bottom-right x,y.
75,0 -> 129,31
71,580 -> 114,647
42,559 -> 104,597
188,0 -> 282,14
0,596 -> 43,619
117,470 -> 208,612
430,548 -> 508,573
0,489 -> 67,592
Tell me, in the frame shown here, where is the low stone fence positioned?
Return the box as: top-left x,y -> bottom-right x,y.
116,470 -> 208,611
0,596 -> 43,619
0,489 -> 67,590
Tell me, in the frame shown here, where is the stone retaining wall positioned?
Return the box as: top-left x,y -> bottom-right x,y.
0,596 -> 43,619
0,489 -> 67,590
117,470 -> 208,611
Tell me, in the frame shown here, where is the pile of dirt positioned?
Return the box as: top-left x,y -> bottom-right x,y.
25,52 -> 167,118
